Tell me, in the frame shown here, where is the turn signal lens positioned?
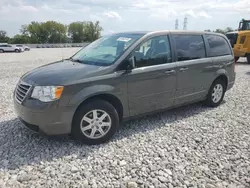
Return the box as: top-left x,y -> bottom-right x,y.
31,86 -> 64,102
55,86 -> 64,99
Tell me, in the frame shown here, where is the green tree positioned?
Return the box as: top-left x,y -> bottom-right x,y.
24,21 -> 67,43
42,21 -> 67,43
214,29 -> 226,35
25,22 -> 43,43
225,27 -> 234,33
10,34 -> 30,44
20,25 -> 29,36
205,27 -> 235,35
84,21 -> 103,42
68,21 -> 103,42
204,29 -> 212,32
0,30 -> 9,43
68,21 -> 86,43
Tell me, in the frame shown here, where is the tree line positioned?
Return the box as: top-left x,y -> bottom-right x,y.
0,23 -> 236,45
0,20 -> 103,44
204,27 -> 236,35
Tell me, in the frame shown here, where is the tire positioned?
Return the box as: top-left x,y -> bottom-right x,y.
15,49 -> 19,53
0,49 -> 4,53
72,99 -> 119,145
204,79 -> 226,107
247,55 -> 250,64
235,57 -> 239,62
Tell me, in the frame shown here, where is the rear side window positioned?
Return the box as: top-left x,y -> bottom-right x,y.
173,35 -> 206,61
205,35 -> 231,57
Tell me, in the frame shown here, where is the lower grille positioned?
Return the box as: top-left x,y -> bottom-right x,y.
15,81 -> 31,104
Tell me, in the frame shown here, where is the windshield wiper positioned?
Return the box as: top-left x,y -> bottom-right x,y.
67,57 -> 83,63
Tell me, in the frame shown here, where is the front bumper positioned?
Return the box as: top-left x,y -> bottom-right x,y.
14,99 -> 75,135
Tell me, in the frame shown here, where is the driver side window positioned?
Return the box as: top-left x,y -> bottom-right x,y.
132,35 -> 172,68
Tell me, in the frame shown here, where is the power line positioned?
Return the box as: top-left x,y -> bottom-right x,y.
175,19 -> 179,30
183,16 -> 188,30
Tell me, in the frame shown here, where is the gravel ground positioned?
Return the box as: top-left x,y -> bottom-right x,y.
0,49 -> 250,188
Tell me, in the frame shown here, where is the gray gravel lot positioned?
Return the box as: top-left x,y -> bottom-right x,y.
0,49 -> 250,188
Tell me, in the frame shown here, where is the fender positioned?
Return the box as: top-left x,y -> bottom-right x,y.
215,69 -> 229,81
68,84 -> 116,106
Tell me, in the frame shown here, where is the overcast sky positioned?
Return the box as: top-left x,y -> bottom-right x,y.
0,0 -> 249,37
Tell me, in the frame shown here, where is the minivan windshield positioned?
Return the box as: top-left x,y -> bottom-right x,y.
71,33 -> 144,66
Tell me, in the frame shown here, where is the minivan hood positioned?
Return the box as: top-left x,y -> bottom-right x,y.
21,60 -> 109,85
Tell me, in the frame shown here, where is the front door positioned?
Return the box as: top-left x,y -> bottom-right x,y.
126,35 -> 177,116
173,34 -> 214,105
5,45 -> 13,52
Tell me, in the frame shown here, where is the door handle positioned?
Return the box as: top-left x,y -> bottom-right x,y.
179,67 -> 188,72
165,70 -> 176,74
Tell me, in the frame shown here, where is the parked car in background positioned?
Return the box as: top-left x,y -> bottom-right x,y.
16,44 -> 30,51
0,43 -> 23,53
14,30 -> 235,145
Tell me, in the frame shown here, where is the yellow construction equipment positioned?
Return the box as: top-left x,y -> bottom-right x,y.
226,19 -> 250,64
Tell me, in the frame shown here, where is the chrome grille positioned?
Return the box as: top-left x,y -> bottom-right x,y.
15,81 -> 31,104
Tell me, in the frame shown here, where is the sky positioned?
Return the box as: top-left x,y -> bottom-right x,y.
0,0 -> 250,37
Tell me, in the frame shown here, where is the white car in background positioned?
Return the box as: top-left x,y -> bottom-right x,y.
16,44 -> 30,51
0,43 -> 24,53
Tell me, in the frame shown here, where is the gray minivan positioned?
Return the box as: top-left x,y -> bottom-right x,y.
14,31 -> 235,144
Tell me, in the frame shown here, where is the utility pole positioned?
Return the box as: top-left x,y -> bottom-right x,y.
175,19 -> 179,30
183,16 -> 188,30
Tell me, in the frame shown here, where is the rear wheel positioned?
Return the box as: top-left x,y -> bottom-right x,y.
0,49 -> 4,53
204,79 -> 226,107
72,99 -> 119,145
247,55 -> 250,64
15,49 -> 19,53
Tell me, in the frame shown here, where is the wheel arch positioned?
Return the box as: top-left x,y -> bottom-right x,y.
213,74 -> 228,89
78,93 -> 123,122
70,86 -> 124,125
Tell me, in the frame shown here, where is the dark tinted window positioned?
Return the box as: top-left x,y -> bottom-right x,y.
226,33 -> 238,47
173,35 -> 206,61
205,35 -> 231,57
132,35 -> 172,68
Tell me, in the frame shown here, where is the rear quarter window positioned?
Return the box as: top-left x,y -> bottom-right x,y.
205,34 -> 232,57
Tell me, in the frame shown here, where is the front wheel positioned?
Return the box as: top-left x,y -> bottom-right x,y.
0,49 -> 4,53
15,49 -> 19,53
72,99 -> 119,145
204,79 -> 226,107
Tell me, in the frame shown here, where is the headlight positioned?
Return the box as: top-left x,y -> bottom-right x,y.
31,86 -> 64,102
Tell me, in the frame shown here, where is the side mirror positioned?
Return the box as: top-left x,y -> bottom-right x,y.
127,56 -> 136,71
